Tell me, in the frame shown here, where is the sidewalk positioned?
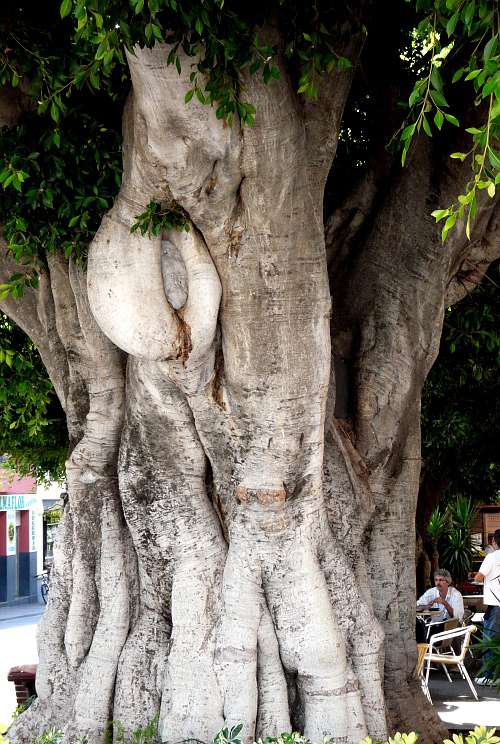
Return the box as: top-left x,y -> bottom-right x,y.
427,666 -> 500,730
0,602 -> 46,626
0,602 -> 44,724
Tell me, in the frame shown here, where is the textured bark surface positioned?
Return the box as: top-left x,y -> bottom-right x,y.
2,21 -> 500,744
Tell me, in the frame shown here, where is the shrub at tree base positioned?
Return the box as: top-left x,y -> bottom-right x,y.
1,727 -> 499,744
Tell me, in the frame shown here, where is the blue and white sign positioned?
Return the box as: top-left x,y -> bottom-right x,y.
0,494 -> 26,511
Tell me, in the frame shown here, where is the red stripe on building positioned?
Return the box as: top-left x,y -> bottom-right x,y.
0,512 -> 6,557
19,510 -> 30,553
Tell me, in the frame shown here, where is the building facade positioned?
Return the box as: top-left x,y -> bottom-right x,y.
0,472 -> 63,606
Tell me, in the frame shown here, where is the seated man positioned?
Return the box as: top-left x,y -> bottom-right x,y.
417,568 -> 464,622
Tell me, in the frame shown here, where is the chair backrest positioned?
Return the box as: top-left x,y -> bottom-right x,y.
436,618 -> 459,649
462,608 -> 474,625
416,643 -> 428,677
428,624 -> 477,662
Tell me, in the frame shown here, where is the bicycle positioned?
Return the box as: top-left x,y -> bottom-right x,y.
35,571 -> 50,604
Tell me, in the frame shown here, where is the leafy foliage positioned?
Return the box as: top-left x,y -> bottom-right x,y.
0,107 -> 122,298
130,200 -> 189,237
421,263 -> 500,505
27,729 -> 88,744
439,495 -> 477,583
429,496 -> 478,583
107,713 -> 159,744
427,506 -> 448,541
475,625 -> 500,688
214,724 -> 244,744
10,697 -> 36,723
360,735 -> 418,744
0,314 -> 68,483
394,0 -> 500,239
444,727 -> 500,744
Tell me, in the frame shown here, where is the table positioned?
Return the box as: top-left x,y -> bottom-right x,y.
463,594 -> 487,612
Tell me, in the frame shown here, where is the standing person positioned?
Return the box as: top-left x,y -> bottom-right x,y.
474,528 -> 500,684
484,534 -> 495,557
417,569 -> 464,621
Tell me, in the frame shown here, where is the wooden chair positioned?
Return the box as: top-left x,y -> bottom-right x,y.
423,624 -> 478,704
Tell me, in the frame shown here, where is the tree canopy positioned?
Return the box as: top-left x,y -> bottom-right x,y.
0,313 -> 67,483
421,261 -> 500,505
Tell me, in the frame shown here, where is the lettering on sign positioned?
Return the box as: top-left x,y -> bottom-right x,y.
0,494 -> 25,511
30,509 -> 37,552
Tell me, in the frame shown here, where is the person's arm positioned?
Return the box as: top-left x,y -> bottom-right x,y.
475,553 -> 493,583
417,589 -> 432,609
451,590 -> 464,622
434,593 -> 455,617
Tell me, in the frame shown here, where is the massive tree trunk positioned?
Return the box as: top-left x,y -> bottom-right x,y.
2,20 -> 500,744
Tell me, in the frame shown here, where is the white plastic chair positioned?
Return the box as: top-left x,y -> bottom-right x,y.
423,624 -> 478,704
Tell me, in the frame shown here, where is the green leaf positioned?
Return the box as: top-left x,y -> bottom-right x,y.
431,209 -> 450,222
452,68 -> 465,83
152,24 -> 162,40
443,211 -> 457,233
184,88 -> 195,103
431,66 -> 443,92
487,182 -> 495,197
401,124 -> 415,141
464,1 -> 474,25
434,110 -> 444,130
430,90 -> 449,108
465,69 -> 481,81
488,148 -> 500,169
60,0 -> 72,18
422,116 -> 432,137
444,113 -> 459,126
482,78 -> 499,97
484,36 -> 498,63
450,152 -> 467,161
249,59 -> 261,76
446,11 -> 459,36
337,56 -> 352,69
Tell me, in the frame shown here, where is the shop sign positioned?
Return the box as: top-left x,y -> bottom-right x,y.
6,510 -> 16,555
30,509 -> 37,552
0,494 -> 25,511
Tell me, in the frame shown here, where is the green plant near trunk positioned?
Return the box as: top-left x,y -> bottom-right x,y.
429,495 -> 478,584
427,507 -> 447,541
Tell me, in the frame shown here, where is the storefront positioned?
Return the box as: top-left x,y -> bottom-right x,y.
0,474 -> 39,605
1,471 -> 66,605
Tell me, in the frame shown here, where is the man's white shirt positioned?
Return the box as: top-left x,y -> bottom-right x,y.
478,551 -> 500,606
417,586 -> 464,621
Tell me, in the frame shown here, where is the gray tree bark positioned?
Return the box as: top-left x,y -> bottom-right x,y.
1,22 -> 500,744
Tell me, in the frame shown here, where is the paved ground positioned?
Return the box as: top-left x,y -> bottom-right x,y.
1,603 -> 499,734
0,603 -> 44,725
428,665 -> 500,731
